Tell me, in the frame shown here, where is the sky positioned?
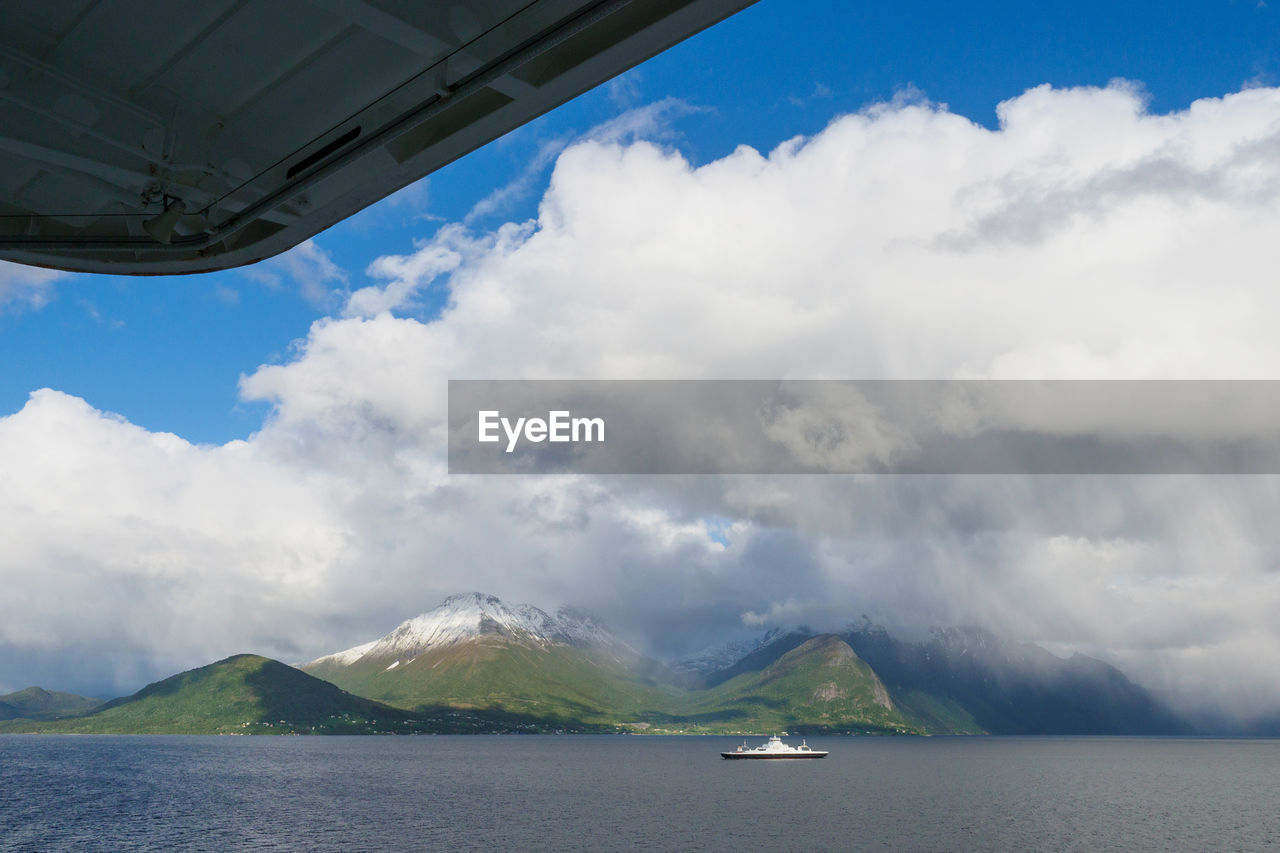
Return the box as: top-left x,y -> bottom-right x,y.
3,0 -> 1280,720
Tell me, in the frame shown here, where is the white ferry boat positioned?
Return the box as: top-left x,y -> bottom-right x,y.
720,735 -> 829,760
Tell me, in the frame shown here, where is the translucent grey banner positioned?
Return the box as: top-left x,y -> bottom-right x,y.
447,380 -> 1280,474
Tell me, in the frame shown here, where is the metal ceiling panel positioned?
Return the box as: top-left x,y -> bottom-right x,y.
0,0 -> 756,274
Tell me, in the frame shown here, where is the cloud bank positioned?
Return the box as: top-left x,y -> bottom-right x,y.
6,82 -> 1280,719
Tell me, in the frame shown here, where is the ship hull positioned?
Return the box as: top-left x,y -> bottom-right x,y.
720,752 -> 828,759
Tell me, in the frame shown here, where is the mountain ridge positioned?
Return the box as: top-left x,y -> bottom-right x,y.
1,655 -> 422,734
300,593 -> 679,726
298,594 -> 1192,735
0,654 -> 615,735
678,634 -> 926,734
307,592 -> 629,673
4,595 -> 1200,736
0,686 -> 103,721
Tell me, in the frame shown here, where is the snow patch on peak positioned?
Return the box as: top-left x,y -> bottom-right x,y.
307,593 -> 626,669
375,592 -> 550,656
441,591 -> 503,608
671,628 -> 789,676
549,606 -> 619,649
306,640 -> 378,668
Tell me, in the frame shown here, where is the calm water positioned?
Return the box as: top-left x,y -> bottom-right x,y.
3,735 -> 1278,851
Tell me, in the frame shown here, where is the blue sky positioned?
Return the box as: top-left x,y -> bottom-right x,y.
3,0 -> 1275,443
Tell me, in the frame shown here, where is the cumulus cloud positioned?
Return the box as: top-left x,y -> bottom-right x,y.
464,97 -> 706,225
7,82 -> 1280,720
0,390 -> 354,692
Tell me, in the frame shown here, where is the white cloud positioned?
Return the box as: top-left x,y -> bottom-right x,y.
345,225 -> 469,318
463,98 -> 705,226
0,389 -> 353,691
7,83 -> 1280,719
0,260 -> 63,310
242,239 -> 348,308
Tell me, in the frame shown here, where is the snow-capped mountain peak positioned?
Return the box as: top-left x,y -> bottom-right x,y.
305,640 -> 378,668
670,628 -> 788,676
307,592 -> 626,668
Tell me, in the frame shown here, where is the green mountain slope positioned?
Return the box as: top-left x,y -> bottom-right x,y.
304,631 -> 985,735
0,655 -> 456,734
668,635 -> 927,734
0,624 -> 1188,736
304,639 -> 684,726
305,635 -> 927,735
0,686 -> 102,720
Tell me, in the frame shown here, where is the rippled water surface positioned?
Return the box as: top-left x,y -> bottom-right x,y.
4,735 -> 1279,851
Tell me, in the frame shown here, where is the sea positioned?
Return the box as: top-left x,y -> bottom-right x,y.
3,735 -> 1277,851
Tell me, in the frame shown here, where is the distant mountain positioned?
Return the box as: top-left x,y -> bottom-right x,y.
701,630 -> 818,688
671,628 -> 787,679
689,624 -> 1190,735
298,597 -> 1195,735
841,624 -> 1191,735
301,592 -> 682,726
0,686 -> 102,721
307,592 -> 628,673
4,595 -> 1200,736
0,655 -> 465,735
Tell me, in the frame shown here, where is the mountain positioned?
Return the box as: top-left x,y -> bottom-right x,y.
680,635 -> 924,734
303,594 -> 1193,735
306,592 -> 627,674
841,624 -> 1191,735
701,630 -> 819,688
4,595 -> 1196,736
0,686 -> 102,721
0,654 -> 465,735
689,624 -> 1189,735
671,628 -> 787,679
301,593 -> 683,726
